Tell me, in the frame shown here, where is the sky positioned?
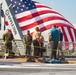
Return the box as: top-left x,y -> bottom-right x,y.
36,0 -> 76,41
0,0 -> 76,40
36,0 -> 76,25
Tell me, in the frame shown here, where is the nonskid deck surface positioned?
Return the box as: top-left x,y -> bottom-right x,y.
0,57 -> 76,64
0,58 -> 76,75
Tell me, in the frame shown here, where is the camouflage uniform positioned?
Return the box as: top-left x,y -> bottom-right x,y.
23,30 -> 32,56
3,30 -> 14,55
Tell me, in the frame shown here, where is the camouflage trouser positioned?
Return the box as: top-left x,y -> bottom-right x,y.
4,41 -> 14,55
25,44 -> 31,56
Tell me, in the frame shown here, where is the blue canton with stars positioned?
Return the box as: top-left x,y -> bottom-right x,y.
10,0 -> 36,14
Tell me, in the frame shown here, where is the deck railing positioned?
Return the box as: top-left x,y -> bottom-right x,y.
0,39 -> 76,57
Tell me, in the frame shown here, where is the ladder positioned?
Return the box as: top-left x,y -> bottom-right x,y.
0,0 -> 25,56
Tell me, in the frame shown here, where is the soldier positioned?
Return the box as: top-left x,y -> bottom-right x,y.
23,30 -> 32,56
3,29 -> 15,55
39,32 -> 44,57
32,27 -> 40,56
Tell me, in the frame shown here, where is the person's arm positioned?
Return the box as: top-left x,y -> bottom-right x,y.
31,35 -> 32,43
10,33 -> 14,41
42,36 -> 44,42
48,33 -> 51,45
62,33 -> 63,41
23,36 -> 26,44
32,32 -> 35,40
3,34 -> 5,41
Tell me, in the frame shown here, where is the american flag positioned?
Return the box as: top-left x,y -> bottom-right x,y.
5,0 -> 76,50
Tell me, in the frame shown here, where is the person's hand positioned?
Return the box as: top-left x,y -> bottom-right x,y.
48,41 -> 50,45
13,39 -> 15,42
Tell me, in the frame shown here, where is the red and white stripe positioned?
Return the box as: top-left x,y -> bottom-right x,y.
15,1 -> 74,34
5,1 -> 76,50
